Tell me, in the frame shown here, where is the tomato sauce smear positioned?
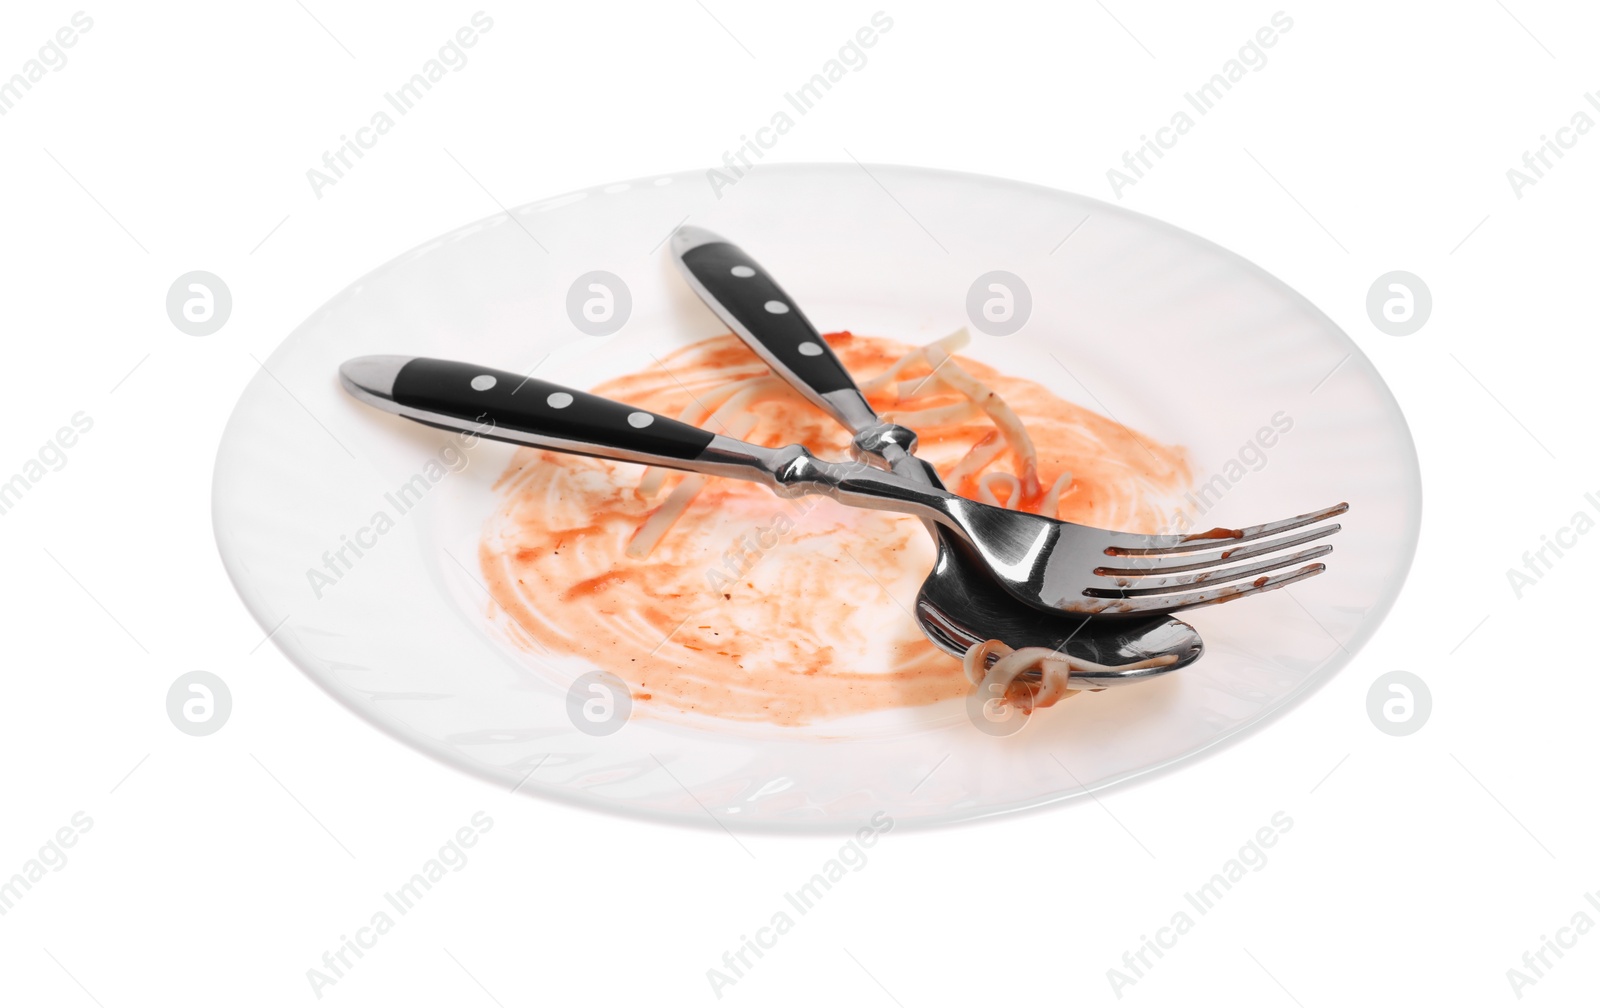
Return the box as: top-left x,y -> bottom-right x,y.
478,332 -> 1190,727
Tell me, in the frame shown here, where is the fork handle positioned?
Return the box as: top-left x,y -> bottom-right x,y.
390,357 -> 716,462
339,355 -> 957,523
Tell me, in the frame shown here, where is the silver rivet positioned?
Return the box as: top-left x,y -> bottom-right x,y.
731,265 -> 756,278
763,300 -> 789,314
547,392 -> 573,409
627,412 -> 654,428
470,374 -> 497,391
798,342 -> 823,356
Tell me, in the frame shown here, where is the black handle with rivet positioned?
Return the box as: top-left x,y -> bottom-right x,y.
338,352 -> 964,525
672,226 -> 878,429
341,355 -> 714,465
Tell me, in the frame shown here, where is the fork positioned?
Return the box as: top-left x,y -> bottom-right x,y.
340,355 -> 1346,617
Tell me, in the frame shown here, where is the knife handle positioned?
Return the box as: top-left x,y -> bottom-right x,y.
675,232 -> 879,432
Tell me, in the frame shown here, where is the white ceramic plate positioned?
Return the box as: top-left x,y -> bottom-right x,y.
213,164 -> 1419,833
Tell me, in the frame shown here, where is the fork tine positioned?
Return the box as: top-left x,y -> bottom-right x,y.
1087,544 -> 1333,596
1103,502 -> 1349,557
1080,563 -> 1327,615
1096,524 -> 1340,576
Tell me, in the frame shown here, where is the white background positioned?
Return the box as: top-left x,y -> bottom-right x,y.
1,1 -> 1595,1004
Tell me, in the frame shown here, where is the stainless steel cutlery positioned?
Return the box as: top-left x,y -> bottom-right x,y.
340,352 -> 1343,618
670,225 -> 1203,683
339,227 -> 1347,690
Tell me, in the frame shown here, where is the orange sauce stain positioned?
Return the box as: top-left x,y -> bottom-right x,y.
479,332 -> 1189,726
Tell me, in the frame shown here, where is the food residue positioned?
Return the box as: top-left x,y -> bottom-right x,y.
478,331 -> 1190,726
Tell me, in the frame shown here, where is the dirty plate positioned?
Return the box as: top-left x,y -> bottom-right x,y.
212,164 -> 1420,832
